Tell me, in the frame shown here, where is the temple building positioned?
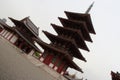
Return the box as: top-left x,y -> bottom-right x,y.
111,71 -> 120,80
34,10 -> 96,75
0,17 -> 41,55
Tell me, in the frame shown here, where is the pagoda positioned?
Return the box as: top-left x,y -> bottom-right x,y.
34,9 -> 96,75
111,71 -> 120,80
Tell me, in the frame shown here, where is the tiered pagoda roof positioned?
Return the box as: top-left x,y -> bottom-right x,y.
51,24 -> 89,51
58,17 -> 92,42
111,71 -> 120,80
64,11 -> 96,34
33,38 -> 83,72
43,31 -> 86,61
33,10 -> 96,73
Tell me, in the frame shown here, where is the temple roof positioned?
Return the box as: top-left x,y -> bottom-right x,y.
111,71 -> 120,80
9,17 -> 39,37
43,31 -> 86,62
0,19 -> 8,27
0,19 -> 15,32
14,29 -> 41,53
0,21 -> 41,52
51,24 -> 89,51
21,17 -> 39,36
58,17 -> 92,42
64,11 -> 96,34
33,38 -> 83,73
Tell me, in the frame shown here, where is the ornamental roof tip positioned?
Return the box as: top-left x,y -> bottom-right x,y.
85,1 -> 95,14
64,7 -> 96,34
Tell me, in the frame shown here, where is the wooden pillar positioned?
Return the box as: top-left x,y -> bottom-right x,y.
43,54 -> 53,65
0,28 -> 3,33
7,33 -> 13,40
2,30 -> 7,37
57,62 -> 65,73
4,31 -> 10,38
53,56 -> 60,71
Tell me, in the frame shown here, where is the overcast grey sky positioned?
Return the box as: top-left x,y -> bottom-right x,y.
0,0 -> 120,80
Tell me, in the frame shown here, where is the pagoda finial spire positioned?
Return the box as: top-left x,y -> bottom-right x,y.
85,2 -> 94,14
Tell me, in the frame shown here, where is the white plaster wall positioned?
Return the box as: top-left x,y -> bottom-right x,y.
7,33 -> 13,40
2,30 -> 7,36
10,35 -> 18,43
4,32 -> 10,38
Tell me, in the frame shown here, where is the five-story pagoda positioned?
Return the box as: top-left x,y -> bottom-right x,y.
34,8 -> 96,75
